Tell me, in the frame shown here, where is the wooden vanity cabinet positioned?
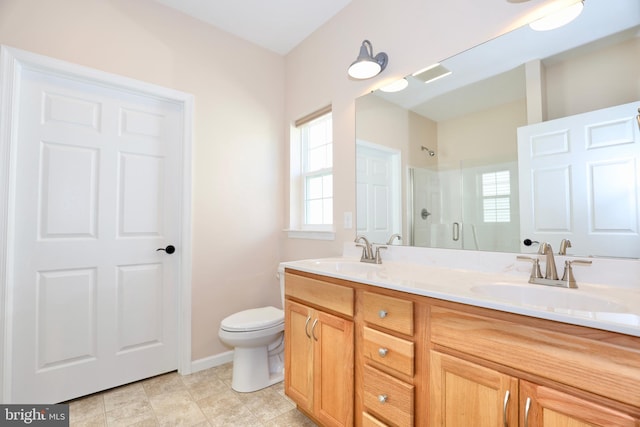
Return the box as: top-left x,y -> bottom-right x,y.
429,304 -> 640,427
284,268 -> 640,426
520,380 -> 639,427
284,272 -> 354,427
429,351 -> 640,427
358,290 -> 426,427
429,351 -> 518,426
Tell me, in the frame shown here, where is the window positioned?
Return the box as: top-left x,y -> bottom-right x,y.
289,107 -> 334,238
481,170 -> 511,223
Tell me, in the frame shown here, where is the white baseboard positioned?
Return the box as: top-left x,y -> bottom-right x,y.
189,351 -> 234,374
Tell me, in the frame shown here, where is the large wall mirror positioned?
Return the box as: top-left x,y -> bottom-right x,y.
356,0 -> 640,258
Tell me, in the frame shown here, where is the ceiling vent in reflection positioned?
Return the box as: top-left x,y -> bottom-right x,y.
413,63 -> 452,84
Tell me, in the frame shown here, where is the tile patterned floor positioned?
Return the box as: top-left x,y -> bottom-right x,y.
67,363 -> 317,426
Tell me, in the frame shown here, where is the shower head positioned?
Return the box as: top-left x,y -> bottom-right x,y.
421,146 -> 436,157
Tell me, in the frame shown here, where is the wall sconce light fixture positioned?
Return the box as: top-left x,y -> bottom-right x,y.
348,40 -> 388,80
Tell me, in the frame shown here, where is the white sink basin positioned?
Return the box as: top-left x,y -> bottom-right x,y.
470,283 -> 627,313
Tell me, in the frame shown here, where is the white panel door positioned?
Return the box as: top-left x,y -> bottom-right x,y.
10,66 -> 182,403
518,101 -> 640,257
356,142 -> 401,244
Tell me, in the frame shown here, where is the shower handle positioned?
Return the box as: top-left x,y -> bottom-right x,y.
452,222 -> 460,241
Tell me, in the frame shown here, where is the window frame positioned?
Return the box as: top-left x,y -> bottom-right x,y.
288,106 -> 335,239
480,169 -> 512,223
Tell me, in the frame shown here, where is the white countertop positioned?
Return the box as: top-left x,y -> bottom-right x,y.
280,245 -> 640,337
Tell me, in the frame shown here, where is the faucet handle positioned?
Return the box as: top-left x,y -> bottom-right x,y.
355,243 -> 369,261
517,255 -> 543,280
561,259 -> 592,288
559,239 -> 572,255
374,245 -> 387,264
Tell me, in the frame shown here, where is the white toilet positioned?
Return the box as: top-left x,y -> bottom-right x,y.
218,275 -> 285,392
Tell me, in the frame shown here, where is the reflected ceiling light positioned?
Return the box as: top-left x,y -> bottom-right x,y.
379,78 -> 408,93
413,63 -> 452,84
348,40 -> 388,80
529,1 -> 584,31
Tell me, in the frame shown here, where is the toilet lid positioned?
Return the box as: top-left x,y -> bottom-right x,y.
220,306 -> 284,332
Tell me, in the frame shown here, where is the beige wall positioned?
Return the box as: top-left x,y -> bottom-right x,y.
0,0 -> 561,363
545,36 -> 640,119
437,99 -> 527,168
282,0 -> 558,261
0,0 -> 285,360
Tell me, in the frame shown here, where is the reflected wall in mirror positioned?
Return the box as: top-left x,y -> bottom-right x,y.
355,0 -> 640,258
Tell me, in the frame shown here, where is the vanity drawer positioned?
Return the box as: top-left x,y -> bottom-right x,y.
285,272 -> 353,317
363,327 -> 414,377
363,291 -> 413,336
362,412 -> 389,427
363,365 -> 414,427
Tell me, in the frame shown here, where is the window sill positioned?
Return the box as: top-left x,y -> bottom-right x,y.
285,229 -> 335,241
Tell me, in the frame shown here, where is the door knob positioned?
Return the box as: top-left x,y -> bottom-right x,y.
156,245 -> 176,254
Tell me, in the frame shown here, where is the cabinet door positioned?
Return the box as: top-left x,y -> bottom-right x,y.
285,300 -> 314,412
520,381 -> 639,427
430,351 -> 518,426
314,310 -> 354,427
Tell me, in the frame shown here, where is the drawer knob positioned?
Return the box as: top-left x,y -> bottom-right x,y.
378,394 -> 388,404
378,310 -> 388,319
378,348 -> 388,357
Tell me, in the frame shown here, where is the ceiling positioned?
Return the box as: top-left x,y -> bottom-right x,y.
373,0 -> 640,121
153,0 -> 352,55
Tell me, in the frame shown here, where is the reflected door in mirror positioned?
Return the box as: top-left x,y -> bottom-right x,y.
518,101 -> 640,258
356,142 -> 401,244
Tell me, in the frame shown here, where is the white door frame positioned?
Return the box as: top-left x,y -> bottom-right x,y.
0,45 -> 194,403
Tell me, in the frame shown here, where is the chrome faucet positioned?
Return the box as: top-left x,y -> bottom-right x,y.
354,235 -> 386,264
386,234 -> 402,245
517,241 -> 591,288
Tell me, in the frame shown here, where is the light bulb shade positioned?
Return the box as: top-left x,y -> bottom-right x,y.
530,1 -> 584,31
348,60 -> 381,79
380,78 -> 409,93
348,40 -> 388,79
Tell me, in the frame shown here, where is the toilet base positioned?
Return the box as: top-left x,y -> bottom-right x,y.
231,343 -> 284,393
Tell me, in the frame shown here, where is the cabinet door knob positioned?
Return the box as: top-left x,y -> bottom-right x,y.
378,310 -> 388,319
378,394 -> 387,404
378,348 -> 388,357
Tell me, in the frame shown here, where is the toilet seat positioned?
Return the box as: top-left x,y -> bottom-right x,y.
220,306 -> 284,332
